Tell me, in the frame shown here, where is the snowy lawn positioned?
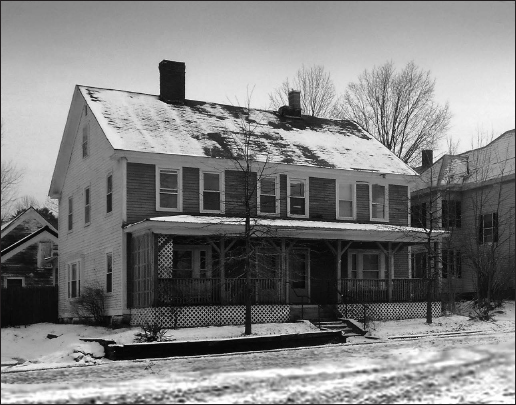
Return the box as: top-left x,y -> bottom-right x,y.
1,301 -> 513,372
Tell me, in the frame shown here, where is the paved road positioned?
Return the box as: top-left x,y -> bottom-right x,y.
2,332 -> 514,404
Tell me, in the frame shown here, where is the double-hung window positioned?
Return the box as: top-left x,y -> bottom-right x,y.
68,197 -> 73,231
289,178 -> 307,216
442,249 -> 462,279
106,174 -> 113,214
106,251 -> 113,293
348,251 -> 384,279
172,246 -> 211,278
67,260 -> 81,298
411,251 -> 427,278
337,183 -> 354,219
442,200 -> 461,229
259,177 -> 278,215
157,168 -> 180,211
201,172 -> 222,212
84,187 -> 91,225
411,203 -> 427,228
371,184 -> 386,220
478,212 -> 498,244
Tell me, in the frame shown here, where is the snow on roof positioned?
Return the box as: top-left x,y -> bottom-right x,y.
418,130 -> 515,188
124,215 -> 446,242
80,86 -> 416,175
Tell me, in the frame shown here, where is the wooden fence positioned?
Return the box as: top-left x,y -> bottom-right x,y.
1,286 -> 58,327
340,278 -> 438,303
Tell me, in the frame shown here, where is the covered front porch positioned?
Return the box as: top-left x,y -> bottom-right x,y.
125,215 -> 444,311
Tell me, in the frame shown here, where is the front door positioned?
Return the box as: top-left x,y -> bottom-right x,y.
288,249 -> 309,303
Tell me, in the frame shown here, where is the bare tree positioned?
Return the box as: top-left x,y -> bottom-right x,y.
1,121 -> 23,223
336,61 -> 451,165
269,65 -> 337,118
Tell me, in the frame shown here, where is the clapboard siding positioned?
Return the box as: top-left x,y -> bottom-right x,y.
356,183 -> 370,221
309,177 -> 336,221
225,170 -> 257,217
389,184 -> 409,226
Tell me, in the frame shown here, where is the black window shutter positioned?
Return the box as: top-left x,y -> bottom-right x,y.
442,200 -> 448,228
478,215 -> 484,244
456,201 -> 461,228
493,212 -> 498,243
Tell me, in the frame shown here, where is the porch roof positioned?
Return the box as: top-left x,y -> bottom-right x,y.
123,215 -> 447,243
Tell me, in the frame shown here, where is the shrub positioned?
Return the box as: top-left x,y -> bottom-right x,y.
134,320 -> 167,343
70,283 -> 107,326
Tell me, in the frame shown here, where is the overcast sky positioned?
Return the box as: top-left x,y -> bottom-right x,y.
1,1 -> 514,208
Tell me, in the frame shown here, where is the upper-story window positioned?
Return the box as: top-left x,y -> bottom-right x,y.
201,172 -> 222,213
84,186 -> 91,225
258,176 -> 279,215
106,174 -> 113,214
157,168 -> 181,211
442,200 -> 461,229
68,197 -> 73,231
371,184 -> 387,221
82,124 -> 89,158
337,183 -> 355,219
411,202 -> 427,228
478,212 -> 498,244
288,178 -> 308,217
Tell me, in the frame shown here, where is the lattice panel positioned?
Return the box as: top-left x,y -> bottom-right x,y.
337,302 -> 441,321
130,305 -> 290,328
158,235 -> 174,278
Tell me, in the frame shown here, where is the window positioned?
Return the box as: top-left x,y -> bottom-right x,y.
442,249 -> 462,279
106,252 -> 113,293
371,184 -> 386,220
67,261 -> 81,298
411,251 -> 427,278
4,277 -> 25,288
106,174 -> 113,214
411,203 -> 427,228
171,246 -> 211,278
442,200 -> 461,229
68,197 -> 73,231
289,178 -> 307,216
337,183 -> 354,219
84,187 -> 91,225
201,172 -> 221,212
259,177 -> 278,215
348,250 -> 384,279
478,213 -> 498,244
82,124 -> 89,158
157,168 -> 180,210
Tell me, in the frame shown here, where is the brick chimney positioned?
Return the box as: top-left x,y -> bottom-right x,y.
422,149 -> 433,169
159,60 -> 185,104
278,90 -> 302,118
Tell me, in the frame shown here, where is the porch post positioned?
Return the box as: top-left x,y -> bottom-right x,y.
387,242 -> 393,302
282,238 -> 289,304
220,238 -> 225,304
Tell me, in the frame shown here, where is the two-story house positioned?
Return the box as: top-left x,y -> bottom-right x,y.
411,130 -> 515,303
49,60 -> 444,327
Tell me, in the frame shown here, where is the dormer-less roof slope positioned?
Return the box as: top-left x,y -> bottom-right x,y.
0,207 -> 58,239
84,86 -> 416,173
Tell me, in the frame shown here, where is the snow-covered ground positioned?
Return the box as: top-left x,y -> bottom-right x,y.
1,301 -> 514,373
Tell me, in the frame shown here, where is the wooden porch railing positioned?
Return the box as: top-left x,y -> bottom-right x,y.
155,278 -> 285,306
340,278 -> 438,303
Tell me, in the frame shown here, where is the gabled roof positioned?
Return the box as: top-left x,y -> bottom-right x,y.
0,207 -> 58,238
49,85 -> 418,198
418,130 -> 515,188
1,225 -> 58,262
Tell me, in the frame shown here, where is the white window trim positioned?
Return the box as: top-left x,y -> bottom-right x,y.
172,245 -> 212,278
155,167 -> 182,212
369,183 -> 389,222
336,182 -> 356,220
347,250 -> 386,279
200,171 -> 224,214
257,175 -> 280,216
3,277 -> 25,288
67,259 -> 81,299
105,248 -> 113,294
68,196 -> 73,232
287,176 -> 309,218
